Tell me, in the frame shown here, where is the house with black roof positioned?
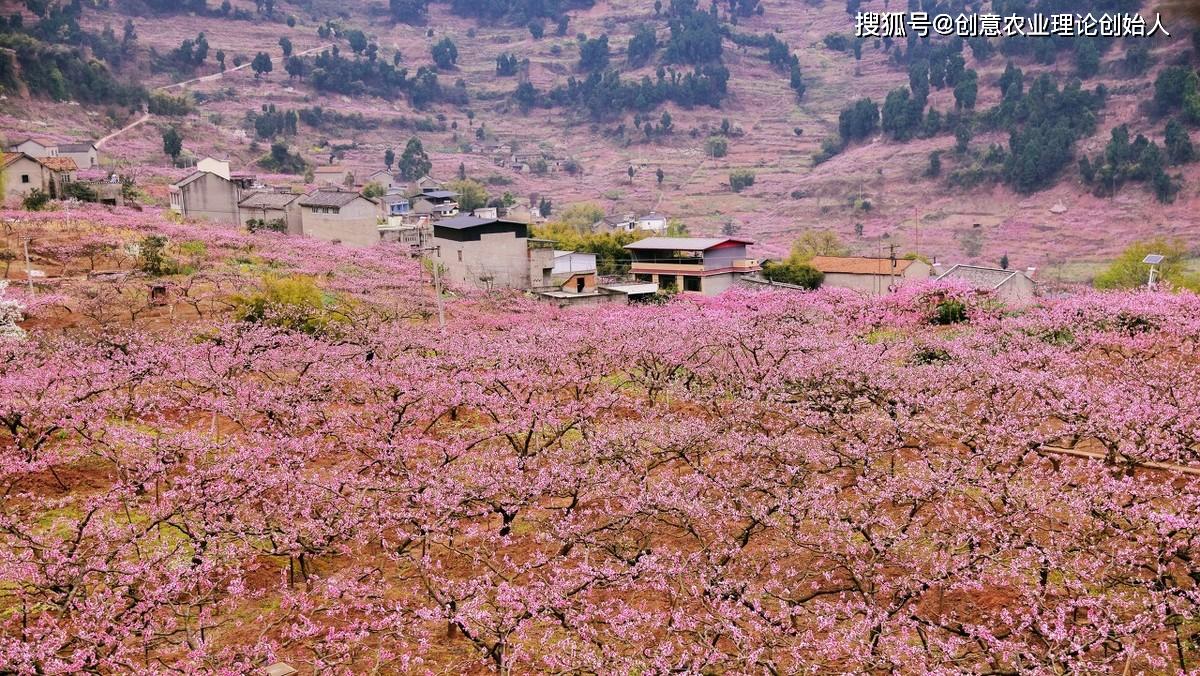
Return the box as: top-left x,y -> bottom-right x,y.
431,214 -> 555,290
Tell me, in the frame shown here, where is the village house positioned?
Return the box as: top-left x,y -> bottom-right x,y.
807,256 -> 932,295
636,213 -> 668,232
40,157 -> 77,196
936,264 -> 1038,304
409,175 -> 445,194
379,221 -> 430,250
551,250 -> 598,294
431,214 -> 555,290
57,141 -> 99,169
297,189 -> 380,248
313,165 -> 353,187
7,137 -> 58,158
2,153 -> 77,200
196,157 -> 233,178
626,237 -> 761,295
2,152 -> 49,200
380,191 -> 412,219
410,188 -> 460,218
238,191 -> 303,235
170,164 -> 257,224
365,169 -> 397,190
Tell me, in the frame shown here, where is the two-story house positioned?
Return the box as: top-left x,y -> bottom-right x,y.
169,168 -> 256,224
297,189 -> 380,248
431,214 -> 554,290
625,237 -> 760,295
238,191 -> 303,235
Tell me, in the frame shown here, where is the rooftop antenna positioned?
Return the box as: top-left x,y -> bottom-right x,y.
1143,253 -> 1164,290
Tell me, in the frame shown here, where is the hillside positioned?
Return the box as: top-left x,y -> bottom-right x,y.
1,0 -> 1199,277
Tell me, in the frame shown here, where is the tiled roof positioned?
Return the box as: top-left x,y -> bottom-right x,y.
0,153 -> 32,169
40,157 -> 78,172
57,142 -> 97,152
313,165 -> 349,174
299,189 -> 371,208
808,256 -> 917,275
937,264 -> 1032,289
625,237 -> 754,251
239,191 -> 300,209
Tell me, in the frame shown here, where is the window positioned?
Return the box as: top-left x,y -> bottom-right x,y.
457,250 -> 463,262
21,174 -> 30,184
635,273 -> 652,282
683,276 -> 702,292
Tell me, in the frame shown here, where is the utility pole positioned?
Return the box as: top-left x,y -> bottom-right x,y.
22,236 -> 33,295
888,243 -> 898,292
420,245 -> 446,330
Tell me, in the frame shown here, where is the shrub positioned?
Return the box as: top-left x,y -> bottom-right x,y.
932,299 -> 967,325
235,275 -> 340,335
138,235 -> 175,276
705,136 -> 728,157
761,261 -> 823,289
22,189 -> 51,211
729,169 -> 756,192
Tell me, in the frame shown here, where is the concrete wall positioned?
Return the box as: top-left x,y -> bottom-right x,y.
3,156 -> 48,199
822,262 -> 931,295
435,231 -> 531,289
997,275 -> 1037,304
240,204 -> 303,235
700,273 -> 737,295
702,244 -> 748,271
60,148 -> 98,169
12,140 -> 55,157
300,199 -> 380,248
177,173 -> 240,224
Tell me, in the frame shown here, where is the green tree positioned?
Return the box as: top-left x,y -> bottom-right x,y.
346,30 -> 368,54
729,168 -> 755,192
431,38 -> 458,69
705,136 -> 728,157
448,179 -> 489,212
251,51 -> 273,78
279,36 -> 293,57
788,230 -> 848,262
926,150 -> 941,177
953,70 -> 978,110
761,261 -> 823,289
139,235 -> 174,276
22,189 -> 51,211
384,148 -> 395,170
1093,238 -> 1194,290
578,34 -> 610,71
1074,39 -> 1099,79
1165,119 -> 1195,165
362,182 -> 386,199
397,137 -> 432,180
881,86 -> 922,141
954,125 -> 971,154
1153,66 -> 1199,113
656,167 -> 664,185
162,126 -> 183,159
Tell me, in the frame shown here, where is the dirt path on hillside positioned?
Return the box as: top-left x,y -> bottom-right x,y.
96,112 -> 150,149
97,43 -> 332,150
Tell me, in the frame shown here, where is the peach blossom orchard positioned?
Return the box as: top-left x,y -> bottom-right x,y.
1,207 -> 1199,673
